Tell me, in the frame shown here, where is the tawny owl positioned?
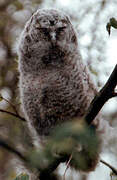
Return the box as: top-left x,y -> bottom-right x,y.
18,8 -> 98,139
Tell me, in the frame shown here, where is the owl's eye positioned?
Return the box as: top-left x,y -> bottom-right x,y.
57,27 -> 66,33
39,28 -> 49,35
42,28 -> 48,34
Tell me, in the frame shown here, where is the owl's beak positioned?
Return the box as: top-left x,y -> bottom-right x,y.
50,32 -> 56,44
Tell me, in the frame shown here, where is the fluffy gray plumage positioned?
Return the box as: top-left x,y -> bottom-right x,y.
18,8 -> 97,137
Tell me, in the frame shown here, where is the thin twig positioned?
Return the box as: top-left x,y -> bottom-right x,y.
0,109 -> 25,121
63,153 -> 73,180
100,159 -> 117,175
0,138 -> 27,162
0,96 -> 19,115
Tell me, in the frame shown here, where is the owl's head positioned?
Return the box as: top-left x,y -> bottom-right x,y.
18,9 -> 78,71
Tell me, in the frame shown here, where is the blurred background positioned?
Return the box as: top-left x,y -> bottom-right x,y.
0,0 -> 117,179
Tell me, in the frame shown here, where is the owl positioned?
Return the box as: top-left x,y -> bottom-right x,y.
17,8 -> 103,175
18,8 -> 98,137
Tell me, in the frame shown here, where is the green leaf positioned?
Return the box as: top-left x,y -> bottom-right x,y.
13,174 -> 29,180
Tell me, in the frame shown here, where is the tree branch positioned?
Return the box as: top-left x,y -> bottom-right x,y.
85,64 -> 117,125
100,159 -> 117,175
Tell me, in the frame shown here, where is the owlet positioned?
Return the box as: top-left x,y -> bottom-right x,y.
18,9 -> 98,138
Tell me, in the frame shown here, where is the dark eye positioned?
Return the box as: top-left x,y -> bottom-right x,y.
36,27 -> 49,35
41,28 -> 49,35
57,27 -> 66,33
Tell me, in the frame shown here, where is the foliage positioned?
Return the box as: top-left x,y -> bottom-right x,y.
14,174 -> 29,180
45,120 -> 100,172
